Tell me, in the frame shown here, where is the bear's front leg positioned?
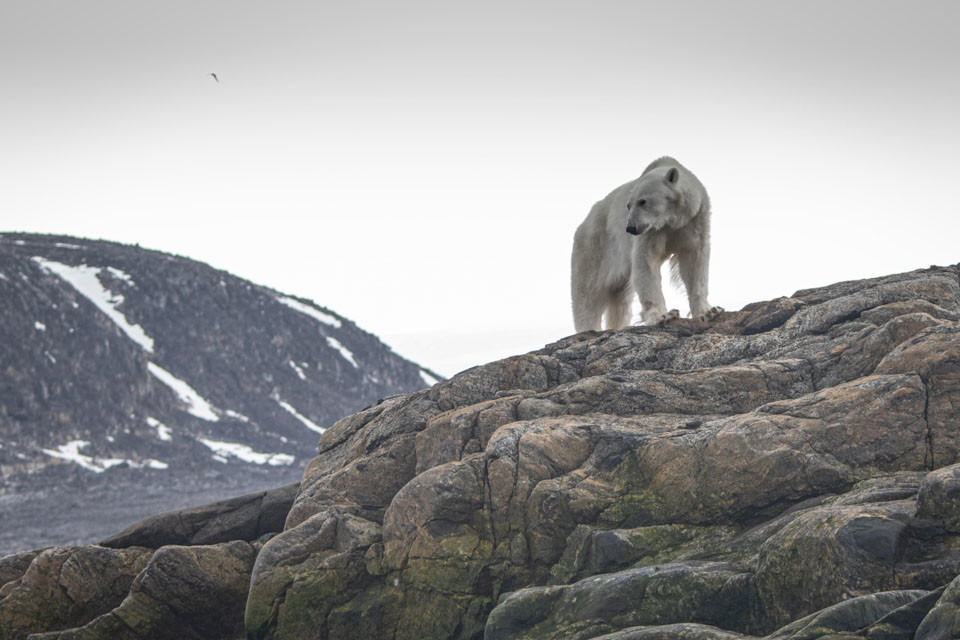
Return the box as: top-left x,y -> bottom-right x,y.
631,247 -> 671,326
677,247 -> 722,321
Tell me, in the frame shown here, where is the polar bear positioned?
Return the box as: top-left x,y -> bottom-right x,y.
571,156 -> 721,331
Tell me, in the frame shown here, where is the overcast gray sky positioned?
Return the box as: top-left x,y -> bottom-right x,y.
3,1 -> 959,376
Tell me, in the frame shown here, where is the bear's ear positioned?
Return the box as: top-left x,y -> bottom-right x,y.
665,167 -> 679,185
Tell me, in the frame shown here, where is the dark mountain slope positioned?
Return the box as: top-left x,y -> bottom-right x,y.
0,232 -> 438,554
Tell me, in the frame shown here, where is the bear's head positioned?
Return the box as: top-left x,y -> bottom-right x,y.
624,166 -> 683,236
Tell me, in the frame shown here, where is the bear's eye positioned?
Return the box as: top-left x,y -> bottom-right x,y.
638,199 -> 647,207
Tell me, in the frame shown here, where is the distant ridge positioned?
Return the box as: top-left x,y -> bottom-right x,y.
0,232 -> 440,553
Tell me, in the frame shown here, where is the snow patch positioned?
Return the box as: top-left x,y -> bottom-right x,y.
0,272 -> 8,281
146,416 -> 173,441
327,336 -> 359,368
45,351 -> 56,364
289,360 -> 308,380
276,295 -> 342,328
148,362 -> 219,421
197,438 -> 295,466
105,266 -> 135,285
33,258 -> 155,353
223,409 -> 250,423
420,369 -> 440,387
276,398 -> 325,434
54,242 -> 84,249
42,440 -> 126,473
34,321 -> 46,331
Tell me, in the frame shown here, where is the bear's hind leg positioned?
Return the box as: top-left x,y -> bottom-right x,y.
604,286 -> 633,331
676,249 -> 721,320
572,287 -> 605,333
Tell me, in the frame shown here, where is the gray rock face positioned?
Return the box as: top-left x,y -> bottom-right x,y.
6,263 -> 960,639
99,483 -> 298,549
0,233 -> 436,555
30,541 -> 257,640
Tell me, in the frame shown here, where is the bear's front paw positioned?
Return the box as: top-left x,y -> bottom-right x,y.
657,309 -> 681,325
696,306 -> 724,322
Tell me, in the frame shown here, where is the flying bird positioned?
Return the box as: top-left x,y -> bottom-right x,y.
209,73 -> 219,83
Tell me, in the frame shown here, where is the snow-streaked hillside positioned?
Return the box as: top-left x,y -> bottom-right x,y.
0,232 -> 441,554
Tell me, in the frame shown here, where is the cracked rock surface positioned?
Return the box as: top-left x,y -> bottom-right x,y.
6,264 -> 960,639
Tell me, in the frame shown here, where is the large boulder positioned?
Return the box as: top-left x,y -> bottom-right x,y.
30,541 -> 257,640
915,574 -> 960,640
0,546 -> 151,640
483,561 -> 757,640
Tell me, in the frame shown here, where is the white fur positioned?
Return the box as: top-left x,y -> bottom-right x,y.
571,156 -> 716,331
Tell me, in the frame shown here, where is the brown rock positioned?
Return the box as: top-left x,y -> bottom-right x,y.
917,464 -> 960,532
754,502 -> 915,628
0,545 -> 151,640
245,509 -> 382,639
32,541 -> 257,640
0,550 -> 39,598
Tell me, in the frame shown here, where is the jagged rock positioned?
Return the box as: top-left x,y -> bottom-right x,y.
548,523 -> 738,586
245,509 -> 382,639
0,545 -> 151,640
915,574 -> 960,640
243,264 -> 960,639
754,502 -> 916,627
831,473 -> 927,506
917,464 -> 960,533
99,483 -> 298,548
765,589 -> 933,639
0,551 -> 38,598
7,264 -> 960,640
30,541 -> 257,640
875,324 -> 960,467
483,561 -> 757,640
285,392 -> 442,528
632,373 -> 929,526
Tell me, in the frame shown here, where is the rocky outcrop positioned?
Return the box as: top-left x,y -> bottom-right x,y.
0,487 -> 285,640
5,264 -> 960,639
0,545 -> 151,640
28,541 -> 257,640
